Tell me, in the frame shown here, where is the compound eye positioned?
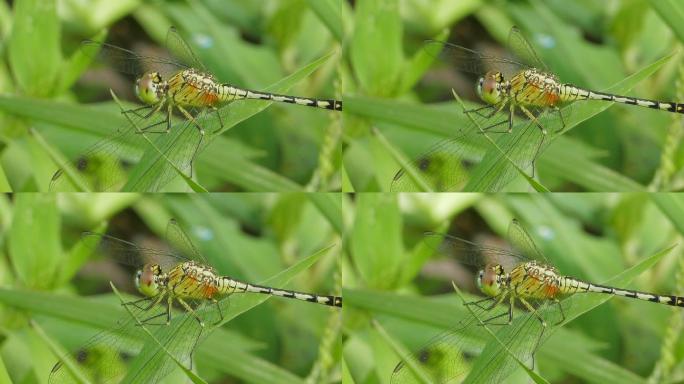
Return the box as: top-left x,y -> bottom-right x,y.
482,77 -> 498,95
135,73 -> 161,104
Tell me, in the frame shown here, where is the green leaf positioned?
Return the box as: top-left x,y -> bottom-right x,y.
306,0 -> 343,42
8,0 -> 61,96
648,0 -> 684,44
350,194 -> 403,288
652,194 -> 684,235
351,0 -> 403,96
8,194 -> 60,288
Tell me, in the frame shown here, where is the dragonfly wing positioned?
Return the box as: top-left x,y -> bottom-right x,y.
81,40 -> 188,77
391,124 -> 490,192
164,219 -> 209,265
506,26 -> 548,72
81,232 -> 190,269
165,26 -> 206,72
424,232 -> 532,270
48,106 -> 175,192
426,40 -> 530,79
49,302 -> 207,384
506,219 -> 549,263
123,109 -> 207,192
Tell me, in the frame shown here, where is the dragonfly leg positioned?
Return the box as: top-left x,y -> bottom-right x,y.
464,104 -> 496,118
518,297 -> 546,327
480,310 -> 511,326
553,298 -> 565,325
212,106 -> 224,132
209,298 -> 224,326
464,296 -> 497,310
122,296 -> 155,310
177,105 -> 206,135
553,106 -> 565,133
137,311 -> 169,326
520,105 -> 548,135
518,297 -> 548,370
122,105 -> 153,119
177,297 -> 205,327
480,118 -> 509,134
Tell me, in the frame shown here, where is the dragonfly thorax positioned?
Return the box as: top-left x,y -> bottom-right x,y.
135,263 -> 165,297
476,263 -> 506,297
476,71 -> 506,106
135,72 -> 166,105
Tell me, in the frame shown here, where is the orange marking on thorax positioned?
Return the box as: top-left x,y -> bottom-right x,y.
543,284 -> 560,297
201,92 -> 219,106
202,284 -> 219,298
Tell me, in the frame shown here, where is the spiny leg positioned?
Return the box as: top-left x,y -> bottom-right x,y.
518,297 -> 547,369
122,296 -> 155,310
478,102 -> 512,134
177,297 -> 205,327
211,298 -> 223,326
176,105 -> 207,178
122,105 -> 154,119
464,104 -> 496,118
552,106 -> 565,133
464,296 -> 497,310
211,106 -> 224,132
137,311 -> 169,326
553,298 -> 565,326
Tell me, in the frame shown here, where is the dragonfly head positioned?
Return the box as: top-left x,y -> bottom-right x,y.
476,71 -> 505,105
477,263 -> 505,297
135,263 -> 162,297
135,72 -> 164,105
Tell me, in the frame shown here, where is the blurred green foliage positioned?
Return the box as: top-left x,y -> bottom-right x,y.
342,0 -> 684,192
343,193 -> 684,383
0,193 -> 342,383
0,0 -> 343,192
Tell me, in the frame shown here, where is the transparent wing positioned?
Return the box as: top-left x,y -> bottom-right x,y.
390,108 -> 547,192
423,232 -> 532,273
425,40 -> 529,79
122,110 -> 208,192
391,311 -> 486,384
423,219 -> 548,270
48,302 -> 212,384
49,106 -> 207,192
164,218 -> 208,265
507,219 -> 548,263
506,26 -> 548,72
81,40 -> 187,77
48,110 -> 158,192
165,26 -> 205,72
392,296 -> 568,384
80,232 -> 190,270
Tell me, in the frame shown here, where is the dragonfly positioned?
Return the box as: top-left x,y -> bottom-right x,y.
391,26 -> 683,192
391,219 -> 683,384
49,219 -> 342,383
50,26 -> 342,192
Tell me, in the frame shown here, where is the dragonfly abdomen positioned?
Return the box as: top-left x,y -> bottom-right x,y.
218,84 -> 342,111
560,277 -> 684,306
218,277 -> 342,307
560,85 -> 684,114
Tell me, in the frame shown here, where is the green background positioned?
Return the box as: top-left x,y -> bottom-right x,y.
342,0 -> 684,192
343,193 -> 684,383
0,0 -> 343,192
0,193 -> 342,383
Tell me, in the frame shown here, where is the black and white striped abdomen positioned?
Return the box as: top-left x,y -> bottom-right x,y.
219,85 -> 342,111
217,277 -> 342,307
559,84 -> 684,114
560,277 -> 684,307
